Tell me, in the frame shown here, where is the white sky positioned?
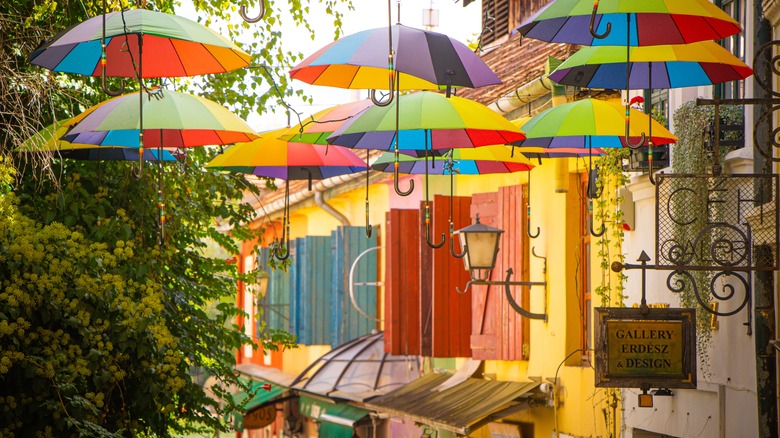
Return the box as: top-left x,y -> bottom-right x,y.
178,0 -> 483,132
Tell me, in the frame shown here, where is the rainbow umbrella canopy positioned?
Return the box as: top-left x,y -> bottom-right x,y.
56,148 -> 177,162
327,92 -> 526,151
548,40 -> 753,89
290,24 -> 501,91
61,89 -> 258,149
516,98 -> 676,149
29,8 -> 251,78
206,129 -> 367,180
514,0 -> 741,46
371,147 -> 534,175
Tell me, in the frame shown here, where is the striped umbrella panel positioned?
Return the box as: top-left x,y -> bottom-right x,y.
29,9 -> 250,77
515,0 -> 741,46
549,42 -> 753,89
291,24 -> 500,90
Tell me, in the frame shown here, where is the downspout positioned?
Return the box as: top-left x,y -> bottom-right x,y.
314,190 -> 350,226
488,75 -> 553,115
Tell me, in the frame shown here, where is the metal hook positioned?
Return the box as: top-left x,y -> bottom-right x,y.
531,247 -> 547,274
588,0 -> 611,39
239,0 -> 265,23
455,280 -> 473,294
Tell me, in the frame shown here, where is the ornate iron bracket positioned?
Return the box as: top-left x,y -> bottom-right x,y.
612,250 -> 753,335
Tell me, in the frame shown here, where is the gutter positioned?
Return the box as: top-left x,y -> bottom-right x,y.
314,190 -> 350,226
488,75 -> 553,114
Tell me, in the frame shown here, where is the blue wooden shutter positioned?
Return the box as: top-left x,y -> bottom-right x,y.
257,247 -> 291,335
292,236 -> 333,345
330,226 -> 379,346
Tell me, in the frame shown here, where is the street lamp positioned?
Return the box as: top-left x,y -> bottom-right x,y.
454,214 -> 548,321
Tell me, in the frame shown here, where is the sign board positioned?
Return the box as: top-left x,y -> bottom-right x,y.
655,174 -> 779,271
595,307 -> 696,389
243,405 -> 276,429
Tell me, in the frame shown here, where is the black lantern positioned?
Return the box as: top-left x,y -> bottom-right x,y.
453,214 -> 547,321
455,214 -> 503,282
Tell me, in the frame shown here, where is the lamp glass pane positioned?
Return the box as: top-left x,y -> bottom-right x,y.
464,231 -> 499,270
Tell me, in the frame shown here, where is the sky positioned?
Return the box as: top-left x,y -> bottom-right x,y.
180,0 -> 484,132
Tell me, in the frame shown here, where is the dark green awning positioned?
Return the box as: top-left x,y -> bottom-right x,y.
236,378 -> 286,410
299,394 -> 370,429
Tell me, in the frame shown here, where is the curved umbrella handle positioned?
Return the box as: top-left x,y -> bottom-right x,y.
272,236 -> 290,262
370,89 -> 394,107
589,0 -> 611,39
625,110 -> 646,149
449,223 -> 467,258
102,71 -> 125,96
527,221 -> 540,239
424,204 -> 445,249
394,166 -> 414,196
365,200 -> 373,238
239,0 -> 265,23
590,216 -> 606,237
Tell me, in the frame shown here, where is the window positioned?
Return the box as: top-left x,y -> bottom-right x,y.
717,0 -> 745,99
579,174 -> 592,364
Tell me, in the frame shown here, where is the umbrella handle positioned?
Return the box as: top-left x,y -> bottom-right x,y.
449,223 -> 467,258
272,237 -> 290,261
101,69 -> 125,96
424,215 -> 446,249
239,0 -> 265,23
369,89 -> 394,107
625,130 -> 646,149
589,207 -> 607,237
393,167 -> 414,196
589,0 -> 611,39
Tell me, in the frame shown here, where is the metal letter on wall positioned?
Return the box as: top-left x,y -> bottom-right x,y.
595,307 -> 697,389
656,174 -> 779,271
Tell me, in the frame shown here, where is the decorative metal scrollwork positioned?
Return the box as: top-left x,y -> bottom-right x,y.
656,174 -> 779,271
666,269 -> 751,334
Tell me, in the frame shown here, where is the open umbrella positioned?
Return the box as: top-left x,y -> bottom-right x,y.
549,40 -> 753,89
207,129 -> 367,261
290,23 -> 501,95
29,8 -> 251,80
207,130 -> 367,180
371,146 -> 534,175
514,0 -> 741,46
516,98 -> 676,149
62,89 -> 258,149
327,92 -> 525,152
56,148 -> 177,161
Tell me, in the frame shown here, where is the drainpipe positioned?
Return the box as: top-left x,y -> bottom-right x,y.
314,190 -> 350,226
255,173 -> 364,218
487,75 -> 553,115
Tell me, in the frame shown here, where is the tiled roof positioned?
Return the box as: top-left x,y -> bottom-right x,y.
457,34 -> 575,106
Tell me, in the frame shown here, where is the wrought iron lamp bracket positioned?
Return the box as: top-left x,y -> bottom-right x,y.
457,268 -> 547,321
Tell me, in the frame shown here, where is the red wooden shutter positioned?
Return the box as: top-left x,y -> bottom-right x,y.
384,209 -> 422,355
470,185 -> 529,360
430,195 -> 473,357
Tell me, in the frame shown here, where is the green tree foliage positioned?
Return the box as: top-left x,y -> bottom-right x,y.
1,0 -> 353,435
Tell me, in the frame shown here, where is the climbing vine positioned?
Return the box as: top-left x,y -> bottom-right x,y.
670,100 -> 743,374
593,148 -> 631,307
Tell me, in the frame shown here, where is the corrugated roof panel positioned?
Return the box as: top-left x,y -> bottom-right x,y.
364,374 -> 541,435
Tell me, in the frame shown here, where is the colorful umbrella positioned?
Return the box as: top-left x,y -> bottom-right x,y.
55,148 -> 177,161
327,92 -> 525,151
206,129 -> 367,180
371,146 -> 534,175
62,89 -> 258,149
515,0 -> 741,46
207,129 -> 367,260
29,9 -> 251,78
549,40 -> 753,89
516,98 -> 676,149
290,24 -> 501,92
278,100 -> 375,145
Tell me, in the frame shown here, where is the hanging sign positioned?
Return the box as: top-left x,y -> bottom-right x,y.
595,307 -> 696,389
243,405 -> 277,429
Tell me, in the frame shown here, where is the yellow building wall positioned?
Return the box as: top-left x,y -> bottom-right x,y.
263,156 -> 616,437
